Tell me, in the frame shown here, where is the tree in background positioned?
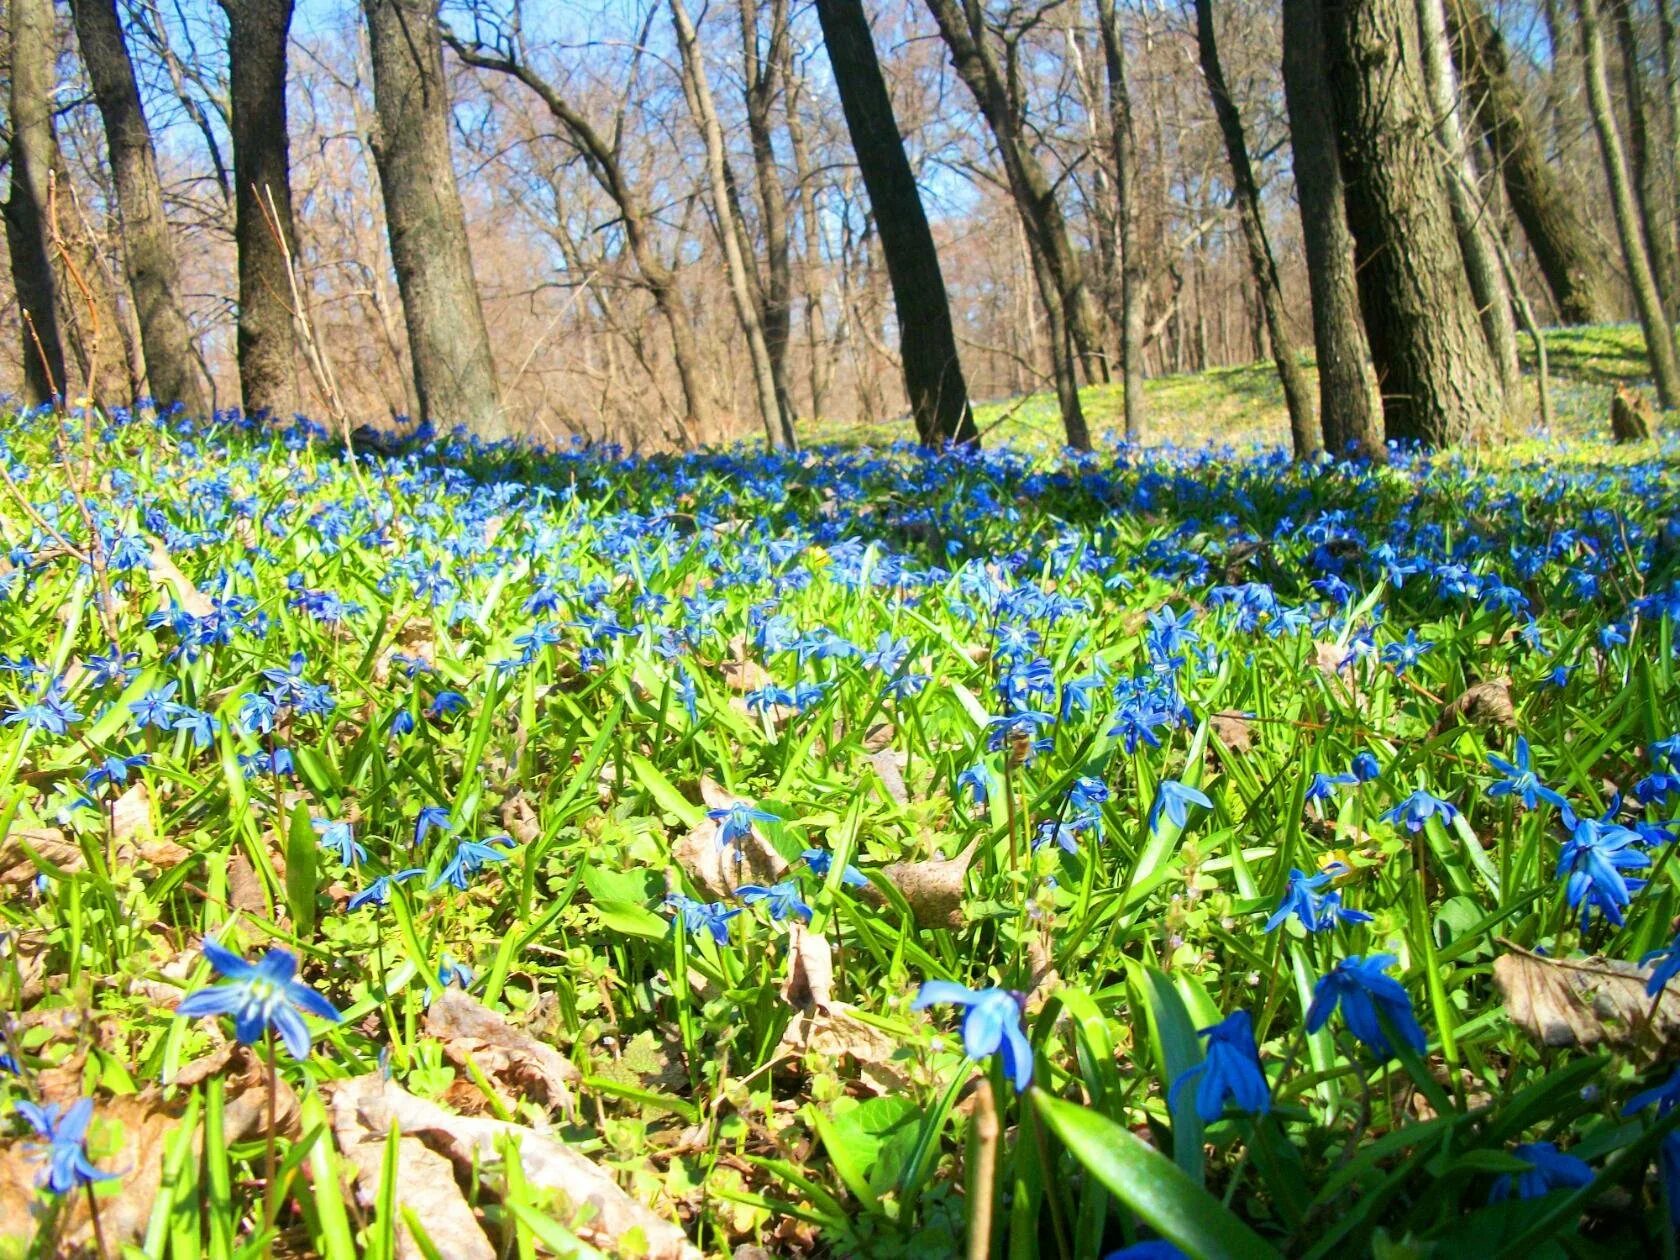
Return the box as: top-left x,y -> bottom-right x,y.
1095,0 -> 1147,443
363,0 -> 507,440
816,0 -> 977,446
5,0 -> 69,405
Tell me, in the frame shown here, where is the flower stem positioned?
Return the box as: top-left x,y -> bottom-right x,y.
85,1182 -> 109,1260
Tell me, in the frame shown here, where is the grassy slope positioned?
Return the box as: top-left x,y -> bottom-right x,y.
803,323 -> 1659,450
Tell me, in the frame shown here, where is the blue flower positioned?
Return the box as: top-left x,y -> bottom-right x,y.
1306,954 -> 1427,1060
1350,750 -> 1381,782
346,868 -> 426,911
1486,737 -> 1566,811
3,683 -> 82,736
1488,1142 -> 1594,1202
911,981 -> 1033,1091
14,1097 -> 115,1194
709,803 -> 778,848
956,763 -> 995,807
1104,1245 -> 1185,1260
1147,780 -> 1212,834
1381,630 -> 1433,675
175,938 -> 342,1058
413,805 -> 453,848
82,753 -> 148,791
1169,1009 -> 1270,1122
431,836 -> 516,890
738,880 -> 813,922
1625,1066 -> 1680,1119
801,848 -> 868,887
315,819 -> 366,867
1556,807 -> 1649,929
1643,933 -> 1680,998
1264,868 -> 1330,932
665,893 -> 741,944
1382,789 -> 1459,833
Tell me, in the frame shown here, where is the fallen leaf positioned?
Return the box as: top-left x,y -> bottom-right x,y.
1428,676 -> 1516,738
869,748 -> 909,804
1209,710 -> 1252,755
774,1003 -> 910,1095
334,1075 -> 699,1260
1494,946 -> 1680,1056
424,989 -> 578,1120
781,924 -> 834,1009
500,793 -> 541,846
147,536 -> 212,617
857,841 -> 976,930
672,781 -> 787,901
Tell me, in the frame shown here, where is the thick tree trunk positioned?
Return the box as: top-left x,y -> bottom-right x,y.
70,0 -> 209,416
1417,0 -> 1519,399
49,153 -> 136,403
1324,0 -> 1507,445
921,0 -> 1094,445
6,0 -> 68,404
1281,0 -> 1384,459
1193,0 -> 1319,457
225,0 -> 300,419
670,0 -> 795,448
1096,0 -> 1147,442
1611,0 -> 1680,321
739,0 -> 798,436
363,0 -> 506,439
1578,0 -> 1680,407
782,49 -> 833,423
70,0 -> 206,420
1447,0 -> 1615,325
815,0 -> 977,445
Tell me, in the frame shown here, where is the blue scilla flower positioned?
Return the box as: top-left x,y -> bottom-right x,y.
1169,1010 -> 1270,1123
346,868 -> 426,911
985,711 -> 1056,763
1486,737 -> 1566,811
3,682 -> 82,736
801,848 -> 868,887
1488,1142 -> 1594,1202
912,981 -> 1033,1092
666,893 -> 741,945
1642,933 -> 1680,998
1306,954 -> 1427,1060
1264,868 -> 1329,932
1033,815 -> 1094,855
175,938 -> 342,1059
1147,780 -> 1212,834
710,802 -> 779,848
1382,789 -> 1459,833
1557,806 -> 1649,929
1316,890 -> 1373,929
431,836 -> 515,890
1104,1245 -> 1185,1260
413,805 -> 453,848
14,1097 -> 116,1194
738,880 -> 813,923
82,753 -> 148,791
1350,750 -> 1381,782
315,819 -> 366,867
1381,630 -> 1433,675
957,763 -> 995,807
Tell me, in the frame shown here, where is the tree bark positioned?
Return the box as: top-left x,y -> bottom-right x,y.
1610,0 -> 1680,320
70,0 -> 209,416
670,0 -> 795,448
1446,0 -> 1615,324
5,0 -> 68,404
1095,0 -> 1147,442
1577,0 -> 1680,407
363,0 -> 506,439
1417,0 -> 1519,399
1193,0 -> 1319,457
48,152 -> 137,403
782,44 -> 833,423
739,0 -> 798,436
1324,0 -> 1507,445
921,0 -> 1095,445
1281,0 -> 1384,459
815,0 -> 976,445
224,0 -> 301,419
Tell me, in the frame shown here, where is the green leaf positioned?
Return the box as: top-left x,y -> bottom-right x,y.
1033,1090 -> 1282,1259
287,801 -> 319,942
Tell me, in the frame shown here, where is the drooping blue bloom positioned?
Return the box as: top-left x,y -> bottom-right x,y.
13,1098 -> 116,1194
1147,779 -> 1212,834
738,880 -> 814,922
3,683 -> 82,736
1103,1245 -> 1186,1260
1488,1142 -> 1594,1202
912,981 -> 1033,1091
175,938 -> 342,1058
1264,868 -> 1329,932
1624,1065 -> 1680,1119
1316,891 -> 1373,929
1381,629 -> 1434,675
1642,933 -> 1680,998
315,819 -> 366,867
82,753 -> 148,791
665,893 -> 742,945
1169,1010 -> 1271,1122
346,867 -> 426,911
1556,806 -> 1650,929
436,954 -> 475,991
1486,737 -> 1567,811
1349,750 -> 1381,782
801,848 -> 868,887
1382,789 -> 1459,833
1306,954 -> 1427,1060
957,763 -> 995,807
412,805 -> 453,848
430,836 -> 516,890
709,802 -> 779,847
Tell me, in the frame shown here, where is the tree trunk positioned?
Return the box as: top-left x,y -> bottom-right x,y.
225,0 -> 301,419
739,0 -> 798,436
1446,0 -> 1615,324
5,0 -> 69,404
70,0 -> 209,416
1417,0 -> 1519,399
670,0 -> 795,448
815,0 -> 977,445
921,0 -> 1095,445
1096,0 -> 1147,442
1324,0 -> 1507,445
1281,0 -> 1384,459
1193,0 -> 1319,457
362,0 -> 506,440
49,152 -> 136,403
1577,0 -> 1680,407
1611,0 -> 1680,320
782,46 -> 833,423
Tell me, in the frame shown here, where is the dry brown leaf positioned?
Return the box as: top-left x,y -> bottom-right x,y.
0,825 -> 78,887
719,637 -> 772,694
332,1087 -> 496,1260
500,793 -> 541,846
147,535 -> 212,617
1209,710 -> 1253,755
857,841 -> 976,930
862,722 -> 897,752
228,849 -> 269,913
1428,676 -> 1517,738
781,924 -> 834,1009
870,748 -> 909,804
424,989 -> 578,1120
334,1075 -> 699,1260
1494,946 -> 1680,1055
1312,640 -> 1345,679
672,781 -> 788,901
774,1003 -> 910,1095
